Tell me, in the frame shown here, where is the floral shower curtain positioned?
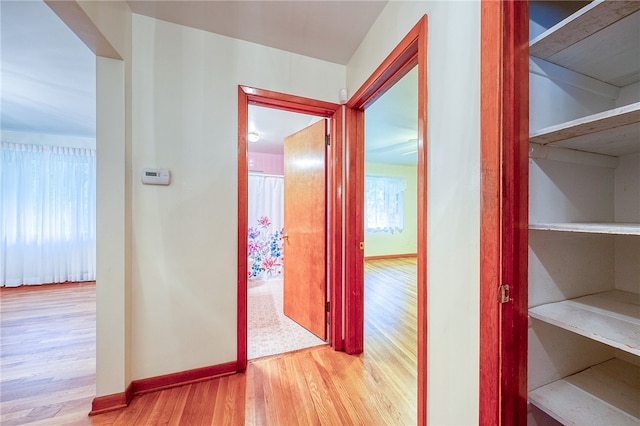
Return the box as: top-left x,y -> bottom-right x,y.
247,174 -> 284,280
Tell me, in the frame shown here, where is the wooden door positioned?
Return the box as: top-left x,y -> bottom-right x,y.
283,119 -> 327,340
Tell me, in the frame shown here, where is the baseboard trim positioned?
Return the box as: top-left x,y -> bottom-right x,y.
1,281 -> 95,292
132,361 -> 238,396
89,361 -> 237,415
89,383 -> 133,416
364,253 -> 417,261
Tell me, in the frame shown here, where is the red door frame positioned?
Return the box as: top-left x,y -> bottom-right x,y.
237,86 -> 343,370
344,16 -> 428,426
479,1 -> 529,424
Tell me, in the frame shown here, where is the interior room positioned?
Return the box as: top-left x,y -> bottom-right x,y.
1,2 -> 422,422
2,0 -> 637,424
245,105 -> 327,359
362,65 -> 419,417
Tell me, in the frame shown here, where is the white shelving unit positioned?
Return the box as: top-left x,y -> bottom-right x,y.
529,290 -> 640,356
530,0 -> 640,86
530,102 -> 640,157
528,1 -> 640,424
529,358 -> 640,426
529,223 -> 640,235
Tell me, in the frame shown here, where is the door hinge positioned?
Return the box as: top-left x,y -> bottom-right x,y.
499,284 -> 511,304
325,135 -> 330,146
325,301 -> 330,312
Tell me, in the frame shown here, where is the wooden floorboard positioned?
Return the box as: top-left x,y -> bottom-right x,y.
0,282 -> 96,425
0,258 -> 417,425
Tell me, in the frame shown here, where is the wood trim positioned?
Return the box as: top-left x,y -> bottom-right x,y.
89,383 -> 133,416
480,1 -> 529,425
238,86 -> 249,372
344,106 -> 365,356
89,390 -> 127,416
344,15 -> 428,426
329,106 -> 344,351
90,362 -> 237,415
131,361 -> 237,396
237,86 -> 342,364
479,3 -> 501,423
241,86 -> 338,117
502,0 -> 529,421
0,281 -> 95,292
415,17 -> 428,426
364,253 -> 417,261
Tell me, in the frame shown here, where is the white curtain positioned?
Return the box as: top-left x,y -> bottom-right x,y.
365,175 -> 406,233
1,143 -> 96,286
247,174 -> 284,280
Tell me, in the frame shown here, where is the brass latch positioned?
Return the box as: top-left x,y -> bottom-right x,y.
499,284 -> 511,304
359,241 -> 365,250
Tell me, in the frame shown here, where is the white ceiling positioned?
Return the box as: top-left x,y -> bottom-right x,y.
126,1 -> 388,66
1,0 -> 96,137
365,66 -> 418,165
248,106 -> 322,155
1,0 -> 418,165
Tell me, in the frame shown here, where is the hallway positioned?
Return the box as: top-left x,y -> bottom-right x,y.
0,258 -> 417,424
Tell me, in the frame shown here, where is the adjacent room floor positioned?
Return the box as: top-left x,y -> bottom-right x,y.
247,278 -> 326,359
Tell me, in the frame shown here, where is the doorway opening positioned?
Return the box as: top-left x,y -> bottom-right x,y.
237,86 -> 342,371
362,64 -> 419,417
0,1 -> 99,422
344,15 -> 427,425
246,105 -> 326,359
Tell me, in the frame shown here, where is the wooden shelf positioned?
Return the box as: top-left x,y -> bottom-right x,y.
529,102 -> 640,157
529,358 -> 640,425
529,1 -> 640,86
529,222 -> 640,235
529,290 -> 640,356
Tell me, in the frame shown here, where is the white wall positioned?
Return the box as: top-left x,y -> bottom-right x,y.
529,70 -> 615,132
615,153 -> 640,294
71,2 -> 486,420
348,2 -> 481,424
130,13 -> 345,380
616,81 -> 640,107
58,0 -> 135,398
96,56 -> 130,396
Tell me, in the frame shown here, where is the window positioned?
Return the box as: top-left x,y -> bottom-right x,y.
1,143 -> 96,285
364,176 -> 406,233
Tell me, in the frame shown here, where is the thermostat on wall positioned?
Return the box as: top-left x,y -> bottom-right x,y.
141,168 -> 171,185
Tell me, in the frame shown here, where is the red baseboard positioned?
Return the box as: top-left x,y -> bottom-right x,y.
364,253 -> 417,261
89,382 -> 133,416
132,361 -> 238,395
89,361 -> 237,415
1,281 -> 96,293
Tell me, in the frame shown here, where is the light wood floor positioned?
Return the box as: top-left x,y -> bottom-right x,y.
0,282 -> 96,425
0,258 -> 417,425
